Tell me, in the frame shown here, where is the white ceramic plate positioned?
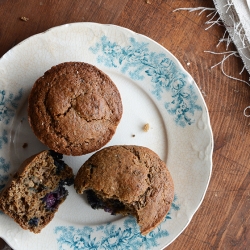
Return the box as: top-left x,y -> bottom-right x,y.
0,23 -> 213,250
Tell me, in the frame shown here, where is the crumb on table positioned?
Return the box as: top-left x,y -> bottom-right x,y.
132,134 -> 135,137
22,143 -> 28,148
145,0 -> 151,4
20,17 -> 29,21
143,123 -> 150,132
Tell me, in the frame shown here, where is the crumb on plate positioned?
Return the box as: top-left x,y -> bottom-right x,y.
143,123 -> 150,132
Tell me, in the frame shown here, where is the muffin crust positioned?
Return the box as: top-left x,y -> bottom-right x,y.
74,145 -> 174,235
28,62 -> 123,155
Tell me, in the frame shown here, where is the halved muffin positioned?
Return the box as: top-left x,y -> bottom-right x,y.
0,150 -> 74,233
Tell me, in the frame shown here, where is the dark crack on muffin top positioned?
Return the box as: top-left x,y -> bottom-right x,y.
28,62 -> 123,156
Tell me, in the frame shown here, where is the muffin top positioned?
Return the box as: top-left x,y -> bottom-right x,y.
28,62 -> 123,156
74,145 -> 174,235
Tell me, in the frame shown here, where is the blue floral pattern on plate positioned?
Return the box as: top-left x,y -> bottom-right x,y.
0,130 -> 8,149
90,36 -> 202,127
55,197 -> 180,250
0,89 -> 23,125
0,88 -> 22,205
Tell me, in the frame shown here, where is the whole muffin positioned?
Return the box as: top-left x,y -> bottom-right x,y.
28,62 -> 123,156
0,150 -> 74,233
74,145 -> 174,235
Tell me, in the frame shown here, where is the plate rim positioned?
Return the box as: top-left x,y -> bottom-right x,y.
0,22 -> 214,250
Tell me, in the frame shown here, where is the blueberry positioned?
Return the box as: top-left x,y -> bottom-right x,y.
54,159 -> 67,174
49,150 -> 66,174
28,217 -> 39,227
85,190 -> 125,215
59,177 -> 74,186
42,186 -> 68,211
86,190 -> 104,210
49,150 -> 63,160
104,207 -> 114,214
57,185 -> 68,199
43,193 -> 57,209
106,199 -> 125,215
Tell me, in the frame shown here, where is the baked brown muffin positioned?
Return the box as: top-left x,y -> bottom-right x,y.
0,150 -> 74,233
74,145 -> 174,235
28,62 -> 123,156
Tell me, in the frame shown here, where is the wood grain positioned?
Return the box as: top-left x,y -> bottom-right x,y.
0,0 -> 249,249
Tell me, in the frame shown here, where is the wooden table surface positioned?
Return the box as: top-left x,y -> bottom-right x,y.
0,0 -> 249,249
